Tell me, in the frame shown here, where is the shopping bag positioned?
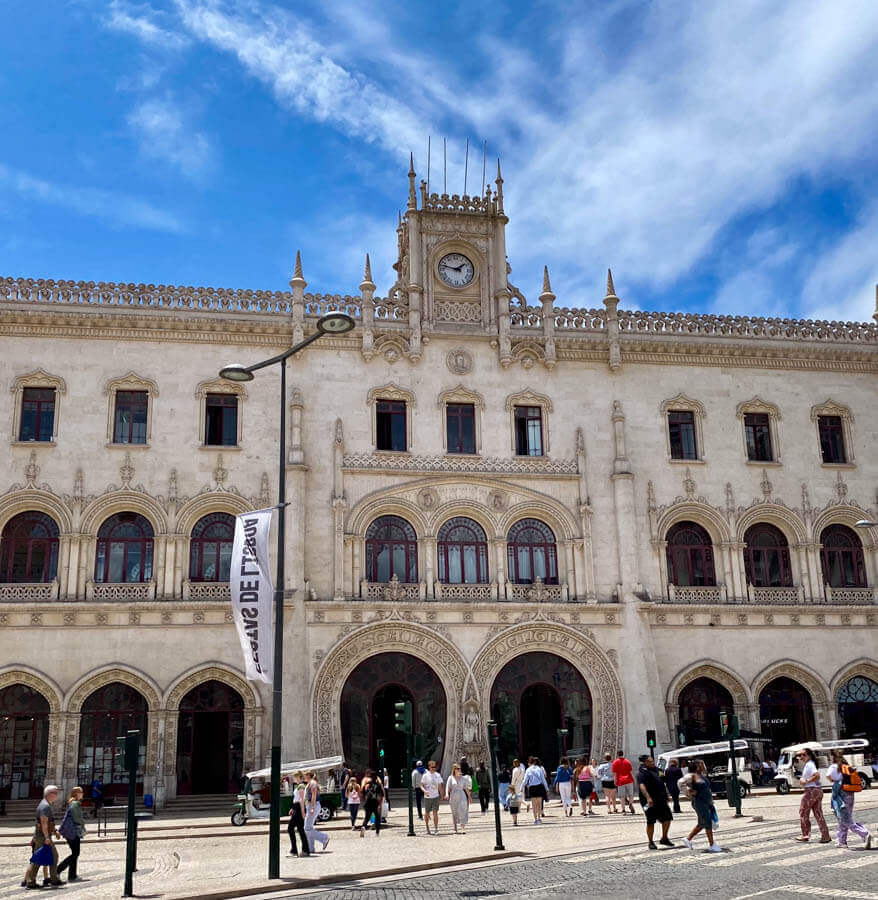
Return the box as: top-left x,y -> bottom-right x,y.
30,843 -> 54,866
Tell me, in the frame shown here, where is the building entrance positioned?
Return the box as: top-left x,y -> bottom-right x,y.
491,652 -> 592,772
0,685 -> 49,800
176,681 -> 244,795
759,676 -> 815,755
340,653 -> 447,784
678,678 -> 735,744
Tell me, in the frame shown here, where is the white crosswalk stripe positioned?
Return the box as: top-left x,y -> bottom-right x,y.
822,852 -> 878,869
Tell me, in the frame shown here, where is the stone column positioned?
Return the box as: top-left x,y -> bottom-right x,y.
352,539 -> 362,598
493,539 -> 508,598
803,543 -> 824,601
423,536 -> 437,599
539,267 -> 556,368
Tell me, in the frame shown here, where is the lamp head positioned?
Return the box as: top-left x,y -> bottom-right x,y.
219,364 -> 255,382
854,519 -> 878,528
316,312 -> 356,335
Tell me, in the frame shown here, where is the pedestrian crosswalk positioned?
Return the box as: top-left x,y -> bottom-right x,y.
560,818 -> 878,873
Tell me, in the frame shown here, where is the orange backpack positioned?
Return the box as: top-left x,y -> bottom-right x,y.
841,764 -> 862,793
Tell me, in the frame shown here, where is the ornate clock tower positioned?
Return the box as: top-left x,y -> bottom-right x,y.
389,155 -> 511,358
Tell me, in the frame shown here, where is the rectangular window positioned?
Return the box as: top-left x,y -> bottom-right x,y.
446,403 -> 476,454
112,391 -> 149,444
514,406 -> 543,456
744,412 -> 773,461
376,400 -> 407,451
19,388 -> 56,441
818,415 -> 846,464
205,394 -> 238,446
668,410 -> 697,460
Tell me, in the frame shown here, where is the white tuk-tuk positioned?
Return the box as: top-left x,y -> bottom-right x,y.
773,739 -> 872,794
657,740 -> 754,797
231,755 -> 343,826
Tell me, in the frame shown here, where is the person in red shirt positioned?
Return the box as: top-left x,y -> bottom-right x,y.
612,751 -> 637,815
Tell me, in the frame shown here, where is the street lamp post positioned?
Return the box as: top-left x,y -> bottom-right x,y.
220,312 -> 355,880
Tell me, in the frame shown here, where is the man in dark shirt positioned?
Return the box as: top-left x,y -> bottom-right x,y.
637,757 -> 674,849
664,758 -> 684,813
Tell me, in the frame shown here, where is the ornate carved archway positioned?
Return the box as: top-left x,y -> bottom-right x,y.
312,620 -> 468,765
163,665 -> 262,779
471,623 -> 623,756
752,661 -> 832,740
62,666 -> 162,785
0,668 -> 63,785
665,661 -> 750,742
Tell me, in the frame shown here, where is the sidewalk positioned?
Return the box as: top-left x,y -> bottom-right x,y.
2,792 -> 871,899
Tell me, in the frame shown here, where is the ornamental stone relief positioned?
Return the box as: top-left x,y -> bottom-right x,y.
311,622 -> 468,764
446,348 -> 473,375
470,623 -> 623,757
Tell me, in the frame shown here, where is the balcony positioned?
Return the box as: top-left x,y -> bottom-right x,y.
0,581 -> 60,602
434,583 -> 496,601
361,576 -> 423,601
183,581 -> 231,601
826,586 -> 877,605
505,579 -> 567,602
746,586 -> 805,605
666,584 -> 726,604
87,581 -> 156,602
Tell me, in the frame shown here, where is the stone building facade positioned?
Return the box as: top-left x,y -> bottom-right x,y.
1,163 -> 877,806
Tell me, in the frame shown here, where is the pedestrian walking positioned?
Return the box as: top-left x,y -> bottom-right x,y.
523,756 -> 550,824
345,778 -> 361,829
360,769 -> 385,837
827,750 -> 872,849
637,757 -> 674,850
612,750 -> 637,815
506,784 -> 521,825
574,758 -> 595,816
664,758 -> 683,813
90,777 -> 102,819
382,769 -> 391,811
795,747 -> 831,843
597,752 -> 618,813
421,760 -> 444,834
476,761 -> 491,814
554,756 -> 574,817
340,762 -> 352,811
411,760 -> 426,820
679,760 -> 722,853
56,786 -> 86,882
304,771 -> 330,852
287,771 -> 310,857
22,784 -> 62,889
446,764 -> 472,833
510,757 -> 525,803
498,762 -> 511,809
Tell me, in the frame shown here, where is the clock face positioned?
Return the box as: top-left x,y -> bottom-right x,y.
438,253 -> 475,288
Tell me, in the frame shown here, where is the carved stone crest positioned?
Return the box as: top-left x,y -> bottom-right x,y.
446,348 -> 473,375
417,488 -> 439,510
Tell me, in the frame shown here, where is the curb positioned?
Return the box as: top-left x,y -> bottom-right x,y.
170,850 -> 528,900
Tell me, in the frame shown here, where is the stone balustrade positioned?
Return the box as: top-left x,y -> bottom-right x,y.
661,584 -> 876,605
434,583 -> 496,601
87,581 -> 156,602
826,586 -> 877,605
0,581 -> 59,602
182,581 -> 231,601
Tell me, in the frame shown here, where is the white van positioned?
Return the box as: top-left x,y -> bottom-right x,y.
773,739 -> 872,794
657,740 -> 754,797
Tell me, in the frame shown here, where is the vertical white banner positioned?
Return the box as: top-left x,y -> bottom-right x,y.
230,509 -> 274,684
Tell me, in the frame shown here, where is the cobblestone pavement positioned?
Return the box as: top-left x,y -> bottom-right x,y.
272,815 -> 878,900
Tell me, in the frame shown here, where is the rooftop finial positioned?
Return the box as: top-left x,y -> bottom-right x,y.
364,253 -> 372,282
360,252 -> 375,293
542,265 -> 552,294
495,157 -> 504,213
290,250 -> 306,290
606,268 -> 617,298
407,153 -> 417,209
496,157 -> 503,183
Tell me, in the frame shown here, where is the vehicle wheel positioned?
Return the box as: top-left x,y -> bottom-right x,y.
860,776 -> 871,790
740,782 -> 750,798
231,811 -> 246,827
317,806 -> 331,822
777,781 -> 790,795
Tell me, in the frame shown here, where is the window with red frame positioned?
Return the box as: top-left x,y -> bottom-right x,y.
817,415 -> 846,464
0,512 -> 59,583
820,524 -> 867,587
205,394 -> 238,446
743,523 -> 792,587
19,388 -> 55,442
437,517 -> 488,583
446,404 -> 476,454
189,513 -> 235,582
365,515 -> 417,582
506,518 -> 558,584
113,390 -> 148,444
94,512 -> 154,583
665,521 -> 716,586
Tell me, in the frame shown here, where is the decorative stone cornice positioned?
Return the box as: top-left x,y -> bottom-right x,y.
343,453 -> 577,476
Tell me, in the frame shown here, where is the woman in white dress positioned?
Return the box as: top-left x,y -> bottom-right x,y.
445,764 -> 472,834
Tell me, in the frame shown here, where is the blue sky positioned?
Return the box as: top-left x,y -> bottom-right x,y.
2,0 -> 877,321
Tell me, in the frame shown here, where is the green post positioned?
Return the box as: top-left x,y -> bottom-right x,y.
121,729 -> 140,897
725,714 -> 743,817
486,720 -> 505,851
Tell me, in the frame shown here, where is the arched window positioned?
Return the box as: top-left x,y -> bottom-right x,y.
0,684 -> 50,799
506,519 -> 558,584
743,523 -> 793,587
94,513 -> 154,584
437,517 -> 488,584
189,513 -> 235,582
820,524 -> 867,588
838,676 -> 878,748
0,512 -> 59,583
666,521 -> 716,586
365,515 -> 417,583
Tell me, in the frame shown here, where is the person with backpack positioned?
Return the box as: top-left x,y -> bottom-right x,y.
56,786 -> 86,882
360,769 -> 385,837
827,750 -> 872,849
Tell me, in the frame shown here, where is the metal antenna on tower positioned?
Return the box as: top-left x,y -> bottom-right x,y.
426,136 -> 431,197
481,140 -> 487,194
443,138 -> 447,194
464,138 -> 469,196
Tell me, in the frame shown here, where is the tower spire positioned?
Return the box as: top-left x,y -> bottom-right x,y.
495,158 -> 504,214
290,250 -> 306,288
605,268 -> 617,298
407,152 -> 417,210
360,252 -> 375,291
541,265 -> 552,295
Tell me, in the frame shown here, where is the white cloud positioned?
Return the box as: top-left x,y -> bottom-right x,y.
127,95 -> 214,179
801,201 -> 878,323
0,162 -> 185,233
106,0 -> 190,49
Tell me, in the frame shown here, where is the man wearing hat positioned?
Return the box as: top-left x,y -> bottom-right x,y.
411,760 -> 426,819
23,784 -> 63,889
